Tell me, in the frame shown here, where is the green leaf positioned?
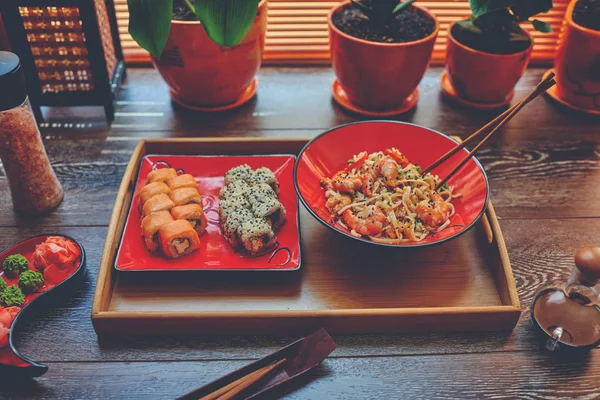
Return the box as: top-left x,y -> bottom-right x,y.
351,0 -> 374,17
531,18 -> 553,32
194,0 -> 260,46
128,0 -> 173,59
511,0 -> 553,21
470,0 -> 516,17
456,18 -> 483,34
392,0 -> 416,15
507,20 -> 531,41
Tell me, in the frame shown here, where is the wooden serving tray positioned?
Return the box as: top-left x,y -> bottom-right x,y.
92,138 -> 521,336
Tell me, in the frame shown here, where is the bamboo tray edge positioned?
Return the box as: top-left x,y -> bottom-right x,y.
91,137 -> 521,336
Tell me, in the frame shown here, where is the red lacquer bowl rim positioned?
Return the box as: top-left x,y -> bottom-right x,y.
293,120 -> 491,249
0,234 -> 86,376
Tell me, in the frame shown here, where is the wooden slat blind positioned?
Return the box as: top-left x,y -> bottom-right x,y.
115,0 -> 569,65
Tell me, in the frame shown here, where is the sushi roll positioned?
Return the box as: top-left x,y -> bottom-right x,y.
246,183 -> 277,204
142,193 -> 175,218
251,198 -> 287,229
239,219 -> 276,255
224,164 -> 253,185
170,187 -> 202,206
146,168 -> 177,185
171,203 -> 208,235
141,211 -> 174,252
219,180 -> 250,200
139,181 -> 171,211
159,220 -> 200,259
166,174 -> 197,191
219,196 -> 251,222
247,167 -> 279,194
222,208 -> 254,246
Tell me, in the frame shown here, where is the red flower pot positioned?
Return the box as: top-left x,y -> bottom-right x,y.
152,0 -> 267,110
328,2 -> 438,111
444,22 -> 533,105
552,0 -> 600,114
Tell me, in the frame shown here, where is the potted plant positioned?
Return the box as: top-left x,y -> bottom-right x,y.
128,0 -> 266,111
328,0 -> 439,115
548,0 -> 600,114
442,0 -> 554,108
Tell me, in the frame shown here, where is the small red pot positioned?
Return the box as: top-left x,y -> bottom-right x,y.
152,0 -> 267,109
444,22 -> 533,104
553,0 -> 600,113
328,2 -> 439,110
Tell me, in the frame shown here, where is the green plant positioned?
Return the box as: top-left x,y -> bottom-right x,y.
128,0 -> 262,59
458,0 -> 554,43
351,0 -> 416,25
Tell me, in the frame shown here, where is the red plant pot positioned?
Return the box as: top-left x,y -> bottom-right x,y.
152,0 -> 267,109
328,2 -> 439,111
552,0 -> 600,114
444,22 -> 533,105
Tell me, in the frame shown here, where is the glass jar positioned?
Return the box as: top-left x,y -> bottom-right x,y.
0,51 -> 63,214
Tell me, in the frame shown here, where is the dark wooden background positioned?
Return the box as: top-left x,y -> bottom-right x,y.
1,66 -> 600,399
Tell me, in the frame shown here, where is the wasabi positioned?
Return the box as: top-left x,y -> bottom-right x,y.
0,285 -> 25,307
18,270 -> 44,294
2,254 -> 28,278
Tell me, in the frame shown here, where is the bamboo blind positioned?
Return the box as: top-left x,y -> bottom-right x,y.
115,0 -> 569,64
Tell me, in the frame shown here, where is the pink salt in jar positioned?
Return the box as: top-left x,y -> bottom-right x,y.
0,51 -> 63,214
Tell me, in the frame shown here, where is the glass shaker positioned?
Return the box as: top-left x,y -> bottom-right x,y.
531,246 -> 600,351
0,51 -> 63,214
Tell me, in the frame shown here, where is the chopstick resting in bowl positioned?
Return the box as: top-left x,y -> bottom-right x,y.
423,72 -> 557,191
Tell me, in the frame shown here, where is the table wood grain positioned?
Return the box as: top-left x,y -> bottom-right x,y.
1,66 -> 599,399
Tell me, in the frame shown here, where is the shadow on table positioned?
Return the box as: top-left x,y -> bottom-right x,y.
253,363 -> 331,400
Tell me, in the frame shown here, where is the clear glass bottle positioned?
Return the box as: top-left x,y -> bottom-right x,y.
531,246 -> 600,351
0,51 -> 63,214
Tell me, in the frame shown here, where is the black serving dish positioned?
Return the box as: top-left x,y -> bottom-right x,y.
0,235 -> 86,379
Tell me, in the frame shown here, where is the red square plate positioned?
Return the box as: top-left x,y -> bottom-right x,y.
115,155 -> 301,271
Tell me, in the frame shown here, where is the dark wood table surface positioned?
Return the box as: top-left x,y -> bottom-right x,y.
1,66 -> 599,399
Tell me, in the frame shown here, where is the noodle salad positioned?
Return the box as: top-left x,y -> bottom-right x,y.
320,148 -> 460,244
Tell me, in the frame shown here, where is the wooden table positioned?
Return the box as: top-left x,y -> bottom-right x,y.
1,66 -> 599,399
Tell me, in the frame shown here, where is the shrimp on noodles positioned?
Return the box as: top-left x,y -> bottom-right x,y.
322,148 -> 459,243
342,205 -> 386,236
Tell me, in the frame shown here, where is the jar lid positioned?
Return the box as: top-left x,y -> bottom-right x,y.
575,246 -> 600,281
0,51 -> 28,112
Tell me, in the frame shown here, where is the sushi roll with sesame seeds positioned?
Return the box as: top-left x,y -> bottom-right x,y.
224,164 -> 253,186
247,167 -> 280,195
222,208 -> 255,246
219,180 -> 251,200
239,219 -> 276,255
219,196 -> 251,222
246,183 -> 277,204
251,197 -> 287,229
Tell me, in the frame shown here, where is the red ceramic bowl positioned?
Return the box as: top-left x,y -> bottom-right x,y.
294,121 -> 490,248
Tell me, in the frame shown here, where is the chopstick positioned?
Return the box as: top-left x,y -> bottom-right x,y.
423,72 -> 556,191
199,358 -> 287,400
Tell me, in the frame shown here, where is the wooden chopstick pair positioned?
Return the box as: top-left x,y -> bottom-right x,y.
199,358 -> 287,400
424,72 -> 557,191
